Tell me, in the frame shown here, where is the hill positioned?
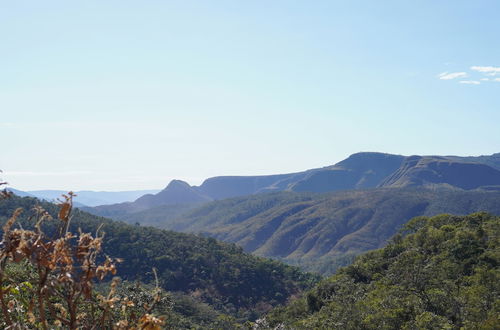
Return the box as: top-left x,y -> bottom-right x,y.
85,180 -> 209,217
146,188 -> 500,274
0,195 -> 318,321
263,212 -> 500,329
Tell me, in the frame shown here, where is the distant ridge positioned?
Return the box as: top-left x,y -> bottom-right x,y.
86,151 -> 500,218
379,156 -> 500,189
290,152 -> 404,192
25,189 -> 161,207
5,188 -> 36,198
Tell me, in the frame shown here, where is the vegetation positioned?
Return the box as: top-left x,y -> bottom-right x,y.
118,188 -> 500,275
0,189 -> 166,329
263,212 -> 500,329
3,168 -> 499,328
0,194 -> 319,324
106,203 -> 199,228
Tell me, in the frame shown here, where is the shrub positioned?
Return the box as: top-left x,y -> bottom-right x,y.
0,181 -> 166,329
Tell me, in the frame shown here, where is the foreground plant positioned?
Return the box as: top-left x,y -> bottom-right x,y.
0,182 -> 166,329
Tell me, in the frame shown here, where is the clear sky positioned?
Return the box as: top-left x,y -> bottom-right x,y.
1,0 -> 499,191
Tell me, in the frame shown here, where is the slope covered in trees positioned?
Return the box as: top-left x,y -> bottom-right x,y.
123,188 -> 500,274
0,195 -> 318,322
263,212 -> 500,329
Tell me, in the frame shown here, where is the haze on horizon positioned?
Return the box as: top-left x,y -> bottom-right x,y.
2,0 -> 499,191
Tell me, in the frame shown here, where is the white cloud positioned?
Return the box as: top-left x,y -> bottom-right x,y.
438,72 -> 468,80
470,66 -> 500,76
494,78 -> 500,82
459,80 -> 481,85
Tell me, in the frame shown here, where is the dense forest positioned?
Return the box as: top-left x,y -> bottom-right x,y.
262,213 -> 500,329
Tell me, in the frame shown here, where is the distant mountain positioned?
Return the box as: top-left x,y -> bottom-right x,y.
194,152 -> 406,196
290,152 -> 404,192
4,187 -> 36,198
192,152 -> 500,196
134,180 -> 212,207
450,152 -> 500,170
195,172 -> 311,199
86,151 -> 500,220
85,180 -> 209,217
379,155 -> 500,189
86,152 -> 406,217
27,189 -> 161,207
153,188 -> 500,274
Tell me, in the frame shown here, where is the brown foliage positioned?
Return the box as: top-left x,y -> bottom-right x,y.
0,181 -> 165,329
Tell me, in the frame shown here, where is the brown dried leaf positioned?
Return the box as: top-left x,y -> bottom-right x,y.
58,202 -> 71,221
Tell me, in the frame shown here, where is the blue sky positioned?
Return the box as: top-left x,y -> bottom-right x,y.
1,0 -> 499,190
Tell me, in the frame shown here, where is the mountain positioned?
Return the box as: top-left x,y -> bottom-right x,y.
84,152 -> 407,218
86,152 -> 500,220
379,155 -> 500,190
85,172 -> 319,218
264,212 -> 500,329
194,152 -> 406,196
27,189 -> 161,207
451,152 -> 500,170
82,152 -> 500,275
0,195 -> 318,322
290,152 -> 404,192
85,180 -> 210,217
195,172 -> 311,199
150,188 -> 500,274
134,180 -> 212,208
192,151 -> 500,195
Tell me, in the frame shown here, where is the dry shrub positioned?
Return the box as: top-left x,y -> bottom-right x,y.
0,181 -> 165,329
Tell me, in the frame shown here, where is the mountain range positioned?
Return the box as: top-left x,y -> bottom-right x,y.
82,151 -> 500,274
4,165 -> 498,327
86,152 -> 500,217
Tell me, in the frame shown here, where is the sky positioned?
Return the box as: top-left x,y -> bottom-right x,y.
1,0 -> 499,191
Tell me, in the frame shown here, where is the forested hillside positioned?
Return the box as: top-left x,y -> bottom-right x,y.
0,195 -> 318,323
124,188 -> 500,274
263,213 -> 500,329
